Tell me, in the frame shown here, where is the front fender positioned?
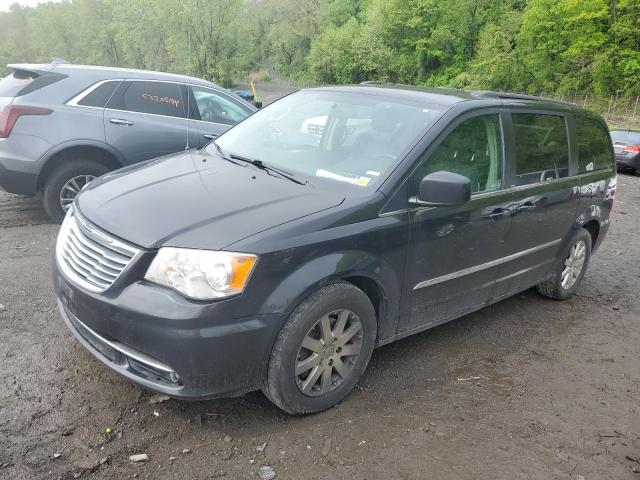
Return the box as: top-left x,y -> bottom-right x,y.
257,250 -> 402,342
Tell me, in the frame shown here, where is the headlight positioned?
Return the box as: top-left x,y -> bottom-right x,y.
145,248 -> 257,300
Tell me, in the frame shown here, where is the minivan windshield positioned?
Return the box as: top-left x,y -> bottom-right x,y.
211,90 -> 446,188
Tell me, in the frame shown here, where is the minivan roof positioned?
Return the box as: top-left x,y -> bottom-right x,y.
7,63 -> 215,88
311,83 -> 578,112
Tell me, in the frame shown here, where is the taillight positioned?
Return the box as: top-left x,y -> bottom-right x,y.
0,105 -> 52,138
623,145 -> 640,153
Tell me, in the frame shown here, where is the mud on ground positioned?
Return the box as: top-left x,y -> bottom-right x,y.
1,175 -> 639,480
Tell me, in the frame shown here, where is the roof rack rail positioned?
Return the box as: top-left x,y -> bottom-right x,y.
472,90 -> 562,102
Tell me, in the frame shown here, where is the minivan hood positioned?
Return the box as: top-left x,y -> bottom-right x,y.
77,151 -> 345,250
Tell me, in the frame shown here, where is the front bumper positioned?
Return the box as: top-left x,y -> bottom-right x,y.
53,257 -> 284,399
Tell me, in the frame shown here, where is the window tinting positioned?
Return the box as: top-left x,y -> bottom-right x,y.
107,81 -> 185,118
191,86 -> 252,125
576,115 -> 614,172
513,113 -> 569,184
416,114 -> 503,194
77,81 -> 120,107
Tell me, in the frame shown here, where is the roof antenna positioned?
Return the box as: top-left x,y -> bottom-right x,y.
51,57 -> 70,65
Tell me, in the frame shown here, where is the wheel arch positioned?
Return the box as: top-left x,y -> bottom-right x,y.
259,251 -> 402,344
37,142 -> 124,190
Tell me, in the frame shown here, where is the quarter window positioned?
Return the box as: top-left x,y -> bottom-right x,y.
190,86 -> 252,125
512,113 -> 569,184
107,81 -> 185,118
575,115 -> 614,172
77,81 -> 120,107
416,114 -> 503,194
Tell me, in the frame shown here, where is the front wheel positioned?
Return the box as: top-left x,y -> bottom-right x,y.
263,282 -> 377,414
537,229 -> 592,300
42,160 -> 110,223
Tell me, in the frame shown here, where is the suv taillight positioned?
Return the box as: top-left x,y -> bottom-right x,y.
0,105 -> 52,138
623,145 -> 640,153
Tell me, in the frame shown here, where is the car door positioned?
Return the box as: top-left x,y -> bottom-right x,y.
398,110 -> 515,333
187,85 -> 254,146
491,111 -> 580,299
104,80 -> 188,164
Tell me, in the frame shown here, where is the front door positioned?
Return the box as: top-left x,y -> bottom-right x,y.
399,111 -> 514,333
491,112 -> 580,299
104,80 -> 188,165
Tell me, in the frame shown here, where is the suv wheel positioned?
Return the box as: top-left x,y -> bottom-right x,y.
263,281 -> 377,414
42,160 -> 110,223
537,229 -> 592,300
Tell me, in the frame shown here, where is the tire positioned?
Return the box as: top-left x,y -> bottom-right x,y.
536,229 -> 592,300
263,281 -> 377,414
42,159 -> 111,223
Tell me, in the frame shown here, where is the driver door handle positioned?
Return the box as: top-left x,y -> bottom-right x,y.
109,118 -> 134,126
203,134 -> 218,140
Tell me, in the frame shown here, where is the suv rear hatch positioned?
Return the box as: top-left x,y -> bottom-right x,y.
0,64 -> 66,107
0,65 -> 66,137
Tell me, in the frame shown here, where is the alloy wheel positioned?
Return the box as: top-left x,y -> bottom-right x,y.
295,309 -> 363,397
561,239 -> 587,289
60,175 -> 96,212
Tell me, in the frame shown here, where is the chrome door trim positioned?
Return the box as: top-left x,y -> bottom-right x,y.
413,238 -> 562,290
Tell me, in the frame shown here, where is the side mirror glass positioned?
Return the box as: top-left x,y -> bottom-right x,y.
411,171 -> 471,207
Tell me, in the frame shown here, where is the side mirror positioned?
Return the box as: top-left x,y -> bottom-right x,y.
252,100 -> 263,109
410,171 -> 471,207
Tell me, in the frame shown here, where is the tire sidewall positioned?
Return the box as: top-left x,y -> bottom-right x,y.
553,230 -> 592,300
43,160 -> 110,223
267,282 -> 377,414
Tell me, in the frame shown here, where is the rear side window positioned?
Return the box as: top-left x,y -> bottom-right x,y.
575,115 -> 614,172
107,81 -> 185,118
0,70 -> 37,97
77,81 -> 120,108
513,113 -> 569,184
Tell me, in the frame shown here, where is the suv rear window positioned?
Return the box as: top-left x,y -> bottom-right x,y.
576,115 -> 614,172
0,70 -> 38,97
107,81 -> 185,118
513,113 -> 569,184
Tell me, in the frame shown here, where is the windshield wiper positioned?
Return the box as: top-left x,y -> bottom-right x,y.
212,141 -> 245,167
229,153 -> 307,186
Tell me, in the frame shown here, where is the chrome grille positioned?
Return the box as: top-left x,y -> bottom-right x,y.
56,207 -> 140,292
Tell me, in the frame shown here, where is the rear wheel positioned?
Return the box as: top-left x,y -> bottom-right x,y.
42,159 -> 110,223
537,229 -> 592,300
263,282 -> 377,414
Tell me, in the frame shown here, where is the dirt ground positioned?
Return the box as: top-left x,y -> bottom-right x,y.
1,172 -> 639,480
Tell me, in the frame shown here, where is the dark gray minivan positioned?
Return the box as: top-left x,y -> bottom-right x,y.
52,85 -> 616,414
0,63 -> 256,222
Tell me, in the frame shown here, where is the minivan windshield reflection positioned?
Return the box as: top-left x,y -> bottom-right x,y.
211,90 -> 446,188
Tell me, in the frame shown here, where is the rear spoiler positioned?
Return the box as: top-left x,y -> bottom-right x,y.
5,64 -> 68,97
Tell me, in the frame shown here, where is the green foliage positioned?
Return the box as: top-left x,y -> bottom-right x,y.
0,0 -> 638,97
